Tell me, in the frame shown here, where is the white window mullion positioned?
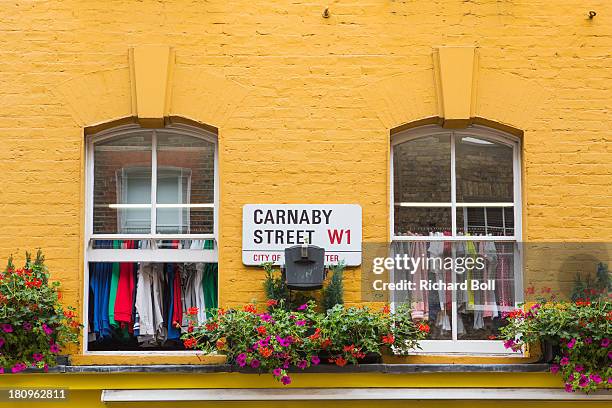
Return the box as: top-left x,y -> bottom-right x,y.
151,131 -> 158,237
450,132 -> 457,236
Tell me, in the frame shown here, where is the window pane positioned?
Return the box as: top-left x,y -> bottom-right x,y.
156,132 -> 215,234
455,241 -> 517,340
393,134 -> 451,203
391,240 -> 452,339
455,135 -> 514,203
456,207 -> 515,237
394,207 -> 451,236
93,132 -> 152,234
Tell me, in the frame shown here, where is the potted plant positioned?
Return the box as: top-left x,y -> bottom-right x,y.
499,299 -> 611,393
0,250 -> 81,373
182,300 -> 428,384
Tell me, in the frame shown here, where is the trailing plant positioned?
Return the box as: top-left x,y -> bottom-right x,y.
499,299 -> 611,393
0,250 -> 81,373
182,301 -> 428,384
322,262 -> 344,311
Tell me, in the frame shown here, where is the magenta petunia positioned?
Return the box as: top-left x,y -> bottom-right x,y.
564,383 -> 574,393
559,357 -> 570,366
311,355 -> 320,365
503,339 -> 515,349
601,338 -> 610,348
297,304 -> 308,311
550,364 -> 560,374
49,343 -> 60,354
608,351 -> 612,360
297,360 -> 308,369
584,337 -> 593,345
1,324 -> 13,333
0,367 -> 3,374
295,320 -> 306,326
574,364 -> 584,373
578,375 -> 589,387
32,353 -> 44,362
281,375 -> 292,385
22,322 -> 32,331
566,338 -> 576,349
272,367 -> 282,377
0,338 -> 4,348
589,374 -> 602,384
250,359 -> 261,369
42,324 -> 53,336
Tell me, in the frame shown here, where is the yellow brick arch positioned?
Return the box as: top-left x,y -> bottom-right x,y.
51,46 -> 248,131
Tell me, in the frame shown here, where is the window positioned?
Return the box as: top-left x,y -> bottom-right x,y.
391,125 -> 522,354
84,123 -> 218,352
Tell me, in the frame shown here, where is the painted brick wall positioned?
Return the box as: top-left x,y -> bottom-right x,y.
0,1 -> 610,331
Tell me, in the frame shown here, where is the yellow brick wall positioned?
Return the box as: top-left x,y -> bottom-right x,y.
0,1 -> 610,347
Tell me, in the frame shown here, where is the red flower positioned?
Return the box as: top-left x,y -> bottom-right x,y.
266,299 -> 278,307
418,323 -> 430,333
186,307 -> 199,316
259,347 -> 273,358
69,320 -> 80,328
243,304 -> 257,313
321,338 -> 332,349
256,326 -> 267,335
216,339 -> 226,350
343,344 -> 355,352
382,334 -> 395,344
488,335 -> 497,340
218,308 -> 227,316
205,322 -> 218,331
308,328 -> 321,340
183,338 -> 197,349
382,305 -> 391,314
63,310 -> 76,319
187,326 -> 194,333
335,357 -> 347,367
575,298 -> 591,307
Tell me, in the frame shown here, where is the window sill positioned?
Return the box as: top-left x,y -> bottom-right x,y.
29,363 -> 550,374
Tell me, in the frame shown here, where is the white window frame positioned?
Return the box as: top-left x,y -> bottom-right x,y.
390,124 -> 523,356
83,122 -> 219,355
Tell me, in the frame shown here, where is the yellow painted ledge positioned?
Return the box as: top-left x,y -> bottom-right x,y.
70,353 -> 226,366
1,372 -> 562,390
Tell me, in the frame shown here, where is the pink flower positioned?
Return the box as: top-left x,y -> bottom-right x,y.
503,339 -> 515,349
0,338 -> 4,348
601,338 -> 610,348
236,353 -> 247,367
578,375 -> 589,387
22,322 -> 32,331
260,314 -> 273,322
560,357 -> 570,366
608,351 -> 612,360
550,364 -> 560,374
574,364 -> 584,372
32,353 -> 44,362
311,355 -> 320,365
564,383 -> 574,393
250,359 -> 261,369
0,367 -> 3,374
297,360 -> 308,369
43,364 -> 48,373
295,320 -> 306,326
297,304 -> 308,311
272,368 -> 282,377
1,324 -> 13,333
584,337 -> 593,345
49,343 -> 60,354
590,374 -> 602,384
566,338 -> 576,349
281,375 -> 291,385
42,324 -> 53,336
11,363 -> 26,373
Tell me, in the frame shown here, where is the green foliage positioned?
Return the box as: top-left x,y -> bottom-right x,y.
322,262 -> 344,311
262,262 -> 288,304
499,299 -> 611,393
0,250 -> 81,373
182,301 -> 428,385
571,262 -> 610,302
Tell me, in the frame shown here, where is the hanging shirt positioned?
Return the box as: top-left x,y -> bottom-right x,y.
114,241 -> 136,324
